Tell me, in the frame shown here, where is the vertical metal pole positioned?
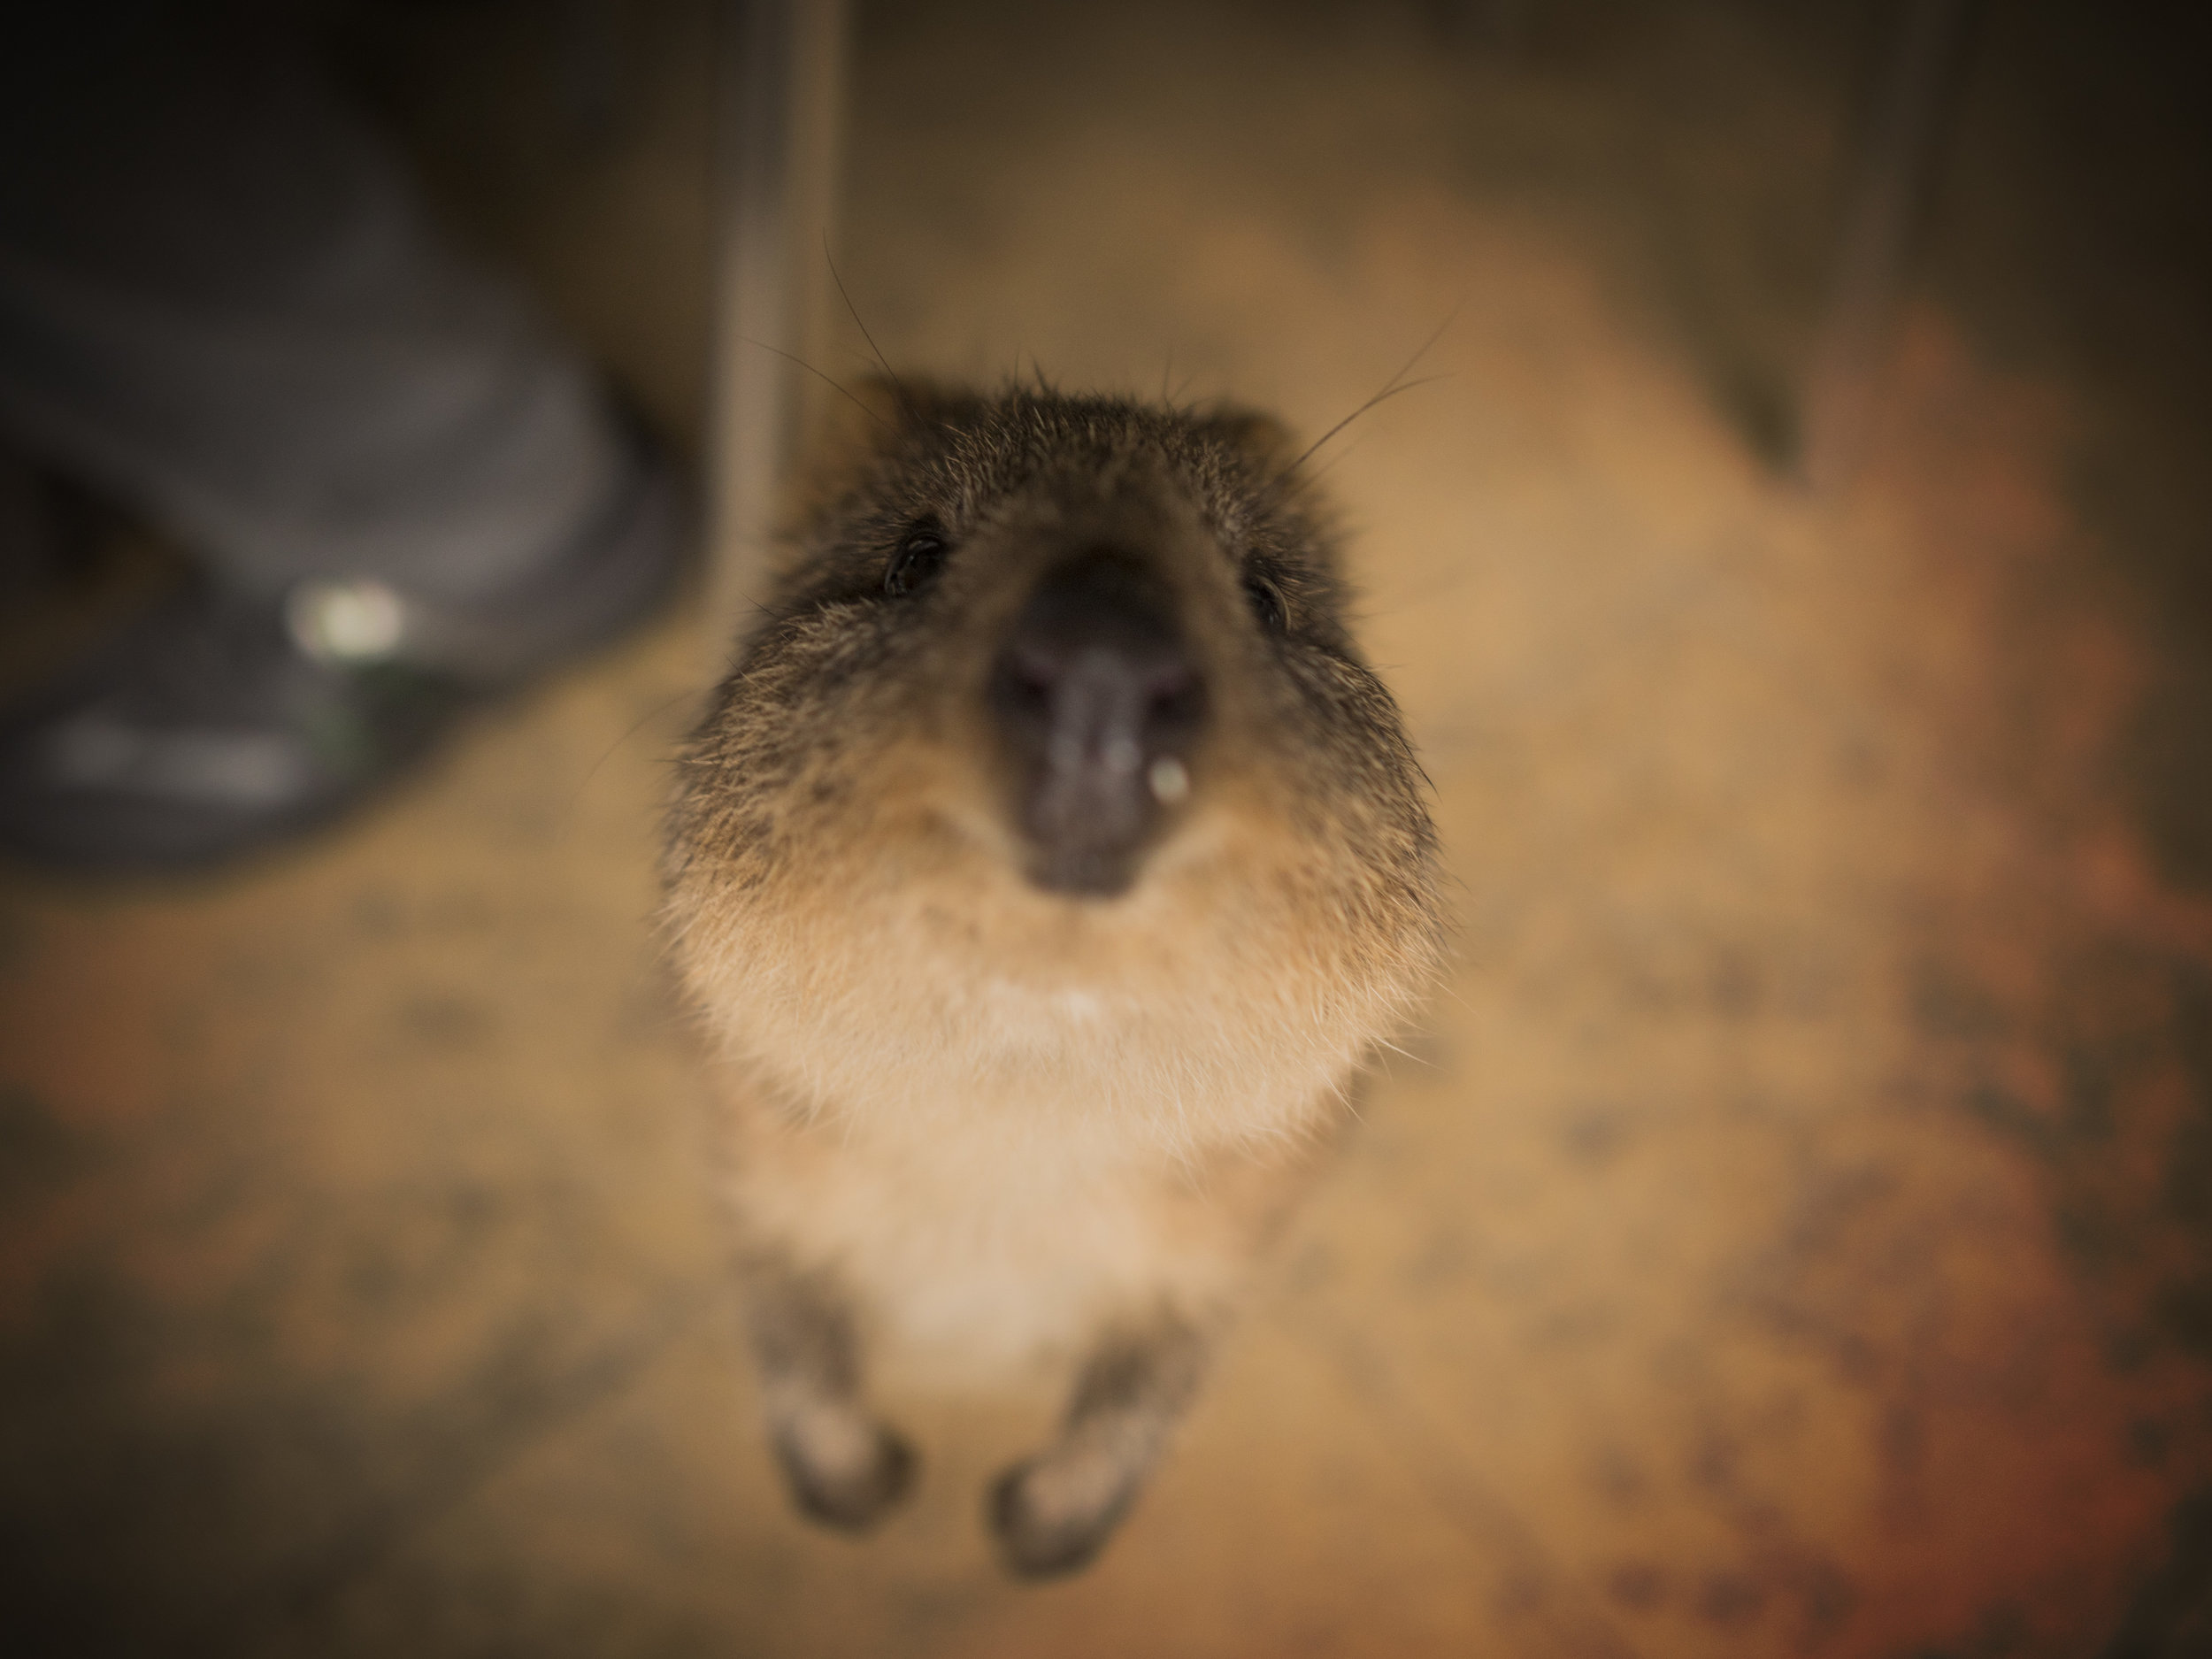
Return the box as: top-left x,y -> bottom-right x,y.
1797,0 -> 1978,497
705,0 -> 850,661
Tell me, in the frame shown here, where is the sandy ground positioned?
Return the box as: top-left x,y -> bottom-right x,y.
4,2 -> 2210,1654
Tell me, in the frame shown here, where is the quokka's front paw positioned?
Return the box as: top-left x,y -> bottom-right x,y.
770,1409 -> 918,1532
987,1447 -> 1144,1579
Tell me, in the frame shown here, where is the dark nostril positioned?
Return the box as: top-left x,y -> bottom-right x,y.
1143,664 -> 1202,732
1003,647 -> 1059,708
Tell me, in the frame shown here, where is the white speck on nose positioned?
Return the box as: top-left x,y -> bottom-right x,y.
288,580 -> 405,662
1148,756 -> 1190,804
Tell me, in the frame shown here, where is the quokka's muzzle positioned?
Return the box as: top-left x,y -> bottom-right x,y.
987,552 -> 1208,895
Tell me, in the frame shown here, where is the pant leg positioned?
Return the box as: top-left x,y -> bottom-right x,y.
0,4 -> 632,607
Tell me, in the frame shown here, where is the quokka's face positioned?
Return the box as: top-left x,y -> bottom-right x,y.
668,386 -> 1437,1112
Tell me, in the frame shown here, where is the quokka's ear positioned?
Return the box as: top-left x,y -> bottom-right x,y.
1194,404 -> 1302,472
793,373 -> 970,503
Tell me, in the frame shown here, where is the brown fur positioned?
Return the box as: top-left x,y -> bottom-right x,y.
664,380 -> 1441,1576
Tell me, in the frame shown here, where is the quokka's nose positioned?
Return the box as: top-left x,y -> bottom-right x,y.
987,554 -> 1207,895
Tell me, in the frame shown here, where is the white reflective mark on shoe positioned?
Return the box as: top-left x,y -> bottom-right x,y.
287,580 -> 405,663
47,718 -> 311,806
1148,756 -> 1189,804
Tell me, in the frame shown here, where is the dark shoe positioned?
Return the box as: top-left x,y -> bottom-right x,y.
0,443 -> 684,873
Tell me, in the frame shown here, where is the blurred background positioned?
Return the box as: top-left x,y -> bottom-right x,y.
4,0 -> 2210,1653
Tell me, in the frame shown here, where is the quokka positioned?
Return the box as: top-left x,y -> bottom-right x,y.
663,379 -> 1442,1577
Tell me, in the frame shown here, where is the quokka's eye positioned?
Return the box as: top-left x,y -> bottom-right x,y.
1244,571 -> 1288,634
883,521 -> 949,597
